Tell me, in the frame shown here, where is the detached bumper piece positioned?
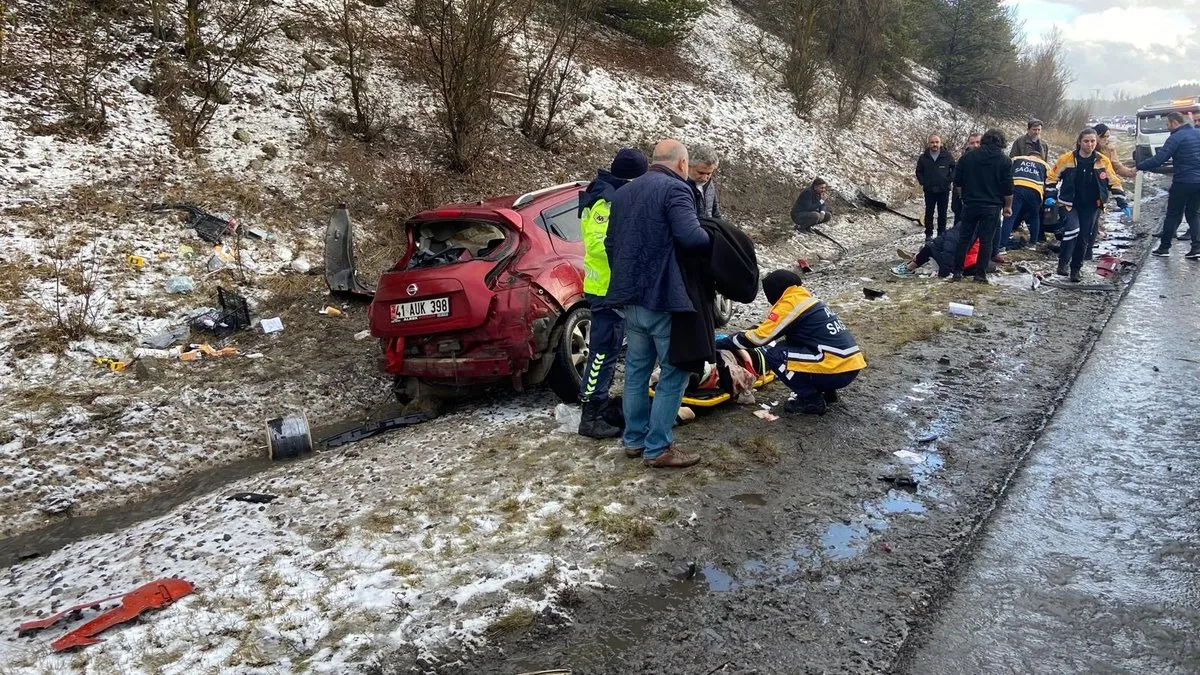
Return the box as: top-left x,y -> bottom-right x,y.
17,578 -> 195,652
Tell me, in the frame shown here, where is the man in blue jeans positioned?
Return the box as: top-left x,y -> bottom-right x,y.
605,139 -> 711,468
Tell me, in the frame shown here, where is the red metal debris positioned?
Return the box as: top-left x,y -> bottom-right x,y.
17,578 -> 195,652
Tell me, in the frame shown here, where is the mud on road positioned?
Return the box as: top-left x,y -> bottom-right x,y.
438,200 -> 1164,674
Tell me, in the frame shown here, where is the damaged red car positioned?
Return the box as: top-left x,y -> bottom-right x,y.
326,182 -> 732,403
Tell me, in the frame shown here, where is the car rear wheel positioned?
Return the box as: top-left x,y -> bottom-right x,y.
713,293 -> 734,328
546,307 -> 590,403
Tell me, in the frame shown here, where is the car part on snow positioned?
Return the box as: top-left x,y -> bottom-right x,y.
948,302 -> 974,317
228,492 -> 278,503
265,413 -> 313,460
18,578 -> 195,652
863,287 -> 887,300
260,316 -> 284,334
150,203 -> 236,244
191,288 -> 251,335
325,204 -> 376,300
265,409 -> 437,460
857,189 -> 923,226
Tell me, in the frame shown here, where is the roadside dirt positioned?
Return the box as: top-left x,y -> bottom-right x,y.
423,198 -> 1164,674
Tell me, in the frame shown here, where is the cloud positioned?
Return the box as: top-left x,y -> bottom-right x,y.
1007,0 -> 1200,96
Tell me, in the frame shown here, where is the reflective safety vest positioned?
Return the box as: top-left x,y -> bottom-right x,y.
582,198 -> 613,297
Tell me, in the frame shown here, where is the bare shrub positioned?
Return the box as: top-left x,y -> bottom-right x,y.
417,0 -> 521,172
516,0 -> 593,150
42,1 -> 115,136
296,0 -> 389,141
157,0 -> 276,148
0,0 -> 13,78
25,235 -> 106,342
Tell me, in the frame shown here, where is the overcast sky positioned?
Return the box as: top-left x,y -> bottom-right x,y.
1006,0 -> 1200,99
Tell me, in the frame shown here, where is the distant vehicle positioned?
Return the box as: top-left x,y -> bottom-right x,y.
325,182 -> 734,404
1134,96 -> 1200,170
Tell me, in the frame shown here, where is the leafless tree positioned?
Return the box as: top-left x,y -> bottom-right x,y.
157,0 -> 276,148
296,0 -> 389,141
781,0 -> 826,118
26,234 -> 106,341
516,0 -> 593,149
827,0 -> 902,128
39,2 -> 116,136
417,0 -> 521,172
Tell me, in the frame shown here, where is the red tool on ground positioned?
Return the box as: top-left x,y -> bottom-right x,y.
17,578 -> 194,652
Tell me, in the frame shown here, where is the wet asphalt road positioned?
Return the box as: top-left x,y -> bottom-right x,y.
900,251 -> 1200,673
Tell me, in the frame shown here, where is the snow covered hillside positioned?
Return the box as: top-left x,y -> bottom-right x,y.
0,0 -> 995,671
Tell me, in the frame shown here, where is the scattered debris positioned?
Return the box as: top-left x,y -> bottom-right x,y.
228,492 -> 278,504
753,409 -> 778,422
893,450 -> 925,465
863,287 -> 887,300
990,414 -> 1012,423
554,404 -> 580,434
319,306 -> 342,316
164,275 -> 195,294
686,562 -> 698,580
18,578 -> 195,651
796,257 -> 812,272
193,288 -> 252,335
917,433 -> 939,443
265,414 -> 314,460
354,329 -> 371,341
178,244 -> 196,258
879,475 -> 920,491
261,317 -> 284,334
126,255 -> 146,269
150,203 -> 236,244
290,257 -> 313,274
133,347 -> 182,360
35,491 -> 75,515
948,302 -> 974,317
937,356 -> 951,366
140,324 -> 189,349
93,357 -> 127,372
246,227 -> 271,241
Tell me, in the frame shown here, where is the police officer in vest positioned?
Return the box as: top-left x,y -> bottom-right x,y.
577,149 -> 648,438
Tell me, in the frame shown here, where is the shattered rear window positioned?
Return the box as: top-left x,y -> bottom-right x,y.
407,220 -> 509,269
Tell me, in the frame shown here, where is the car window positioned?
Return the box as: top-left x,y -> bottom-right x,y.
539,197 -> 582,242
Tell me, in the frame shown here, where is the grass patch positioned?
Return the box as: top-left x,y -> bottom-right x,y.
657,506 -> 680,522
732,434 -> 782,464
487,606 -> 536,635
543,518 -> 567,540
363,509 -> 399,533
584,510 -> 657,550
388,559 -> 418,576
835,281 -> 997,357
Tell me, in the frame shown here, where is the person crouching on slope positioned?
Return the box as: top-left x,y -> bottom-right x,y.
576,148 -> 648,439
716,270 -> 865,416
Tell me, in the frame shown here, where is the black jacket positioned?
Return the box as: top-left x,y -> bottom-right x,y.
669,217 -> 759,372
790,188 -> 825,222
916,151 -> 955,193
954,145 -> 1013,208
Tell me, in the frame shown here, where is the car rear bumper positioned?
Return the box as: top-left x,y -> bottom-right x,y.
379,355 -> 514,381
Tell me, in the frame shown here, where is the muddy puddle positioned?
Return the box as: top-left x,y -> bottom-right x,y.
0,456 -> 272,568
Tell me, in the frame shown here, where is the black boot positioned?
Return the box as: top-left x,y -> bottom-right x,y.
1187,243 -> 1200,260
823,390 -> 839,404
1056,263 -> 1069,276
578,400 -> 620,439
1069,268 -> 1081,283
784,392 -> 827,416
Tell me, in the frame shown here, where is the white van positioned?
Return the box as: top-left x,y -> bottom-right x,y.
1134,97 -> 1200,170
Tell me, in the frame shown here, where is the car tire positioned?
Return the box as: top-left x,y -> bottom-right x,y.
546,306 -> 591,404
713,292 -> 734,328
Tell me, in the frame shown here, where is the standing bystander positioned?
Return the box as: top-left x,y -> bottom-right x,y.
916,134 -> 955,242
1137,112 -> 1200,259
951,129 -> 1013,283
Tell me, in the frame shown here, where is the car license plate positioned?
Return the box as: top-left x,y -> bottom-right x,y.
391,296 -> 450,322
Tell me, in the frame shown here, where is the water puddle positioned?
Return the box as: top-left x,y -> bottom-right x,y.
731,493 -> 768,506
820,521 -> 874,560
0,456 -> 273,568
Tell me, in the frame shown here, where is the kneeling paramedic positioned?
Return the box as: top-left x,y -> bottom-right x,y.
716,270 -> 865,415
577,148 -> 648,438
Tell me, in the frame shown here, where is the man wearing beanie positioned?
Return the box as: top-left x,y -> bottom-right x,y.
717,269 -> 865,416
605,139 -> 710,468
576,148 -> 648,439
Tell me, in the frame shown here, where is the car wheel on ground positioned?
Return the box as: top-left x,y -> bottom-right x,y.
713,292 -> 734,328
546,306 -> 591,403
